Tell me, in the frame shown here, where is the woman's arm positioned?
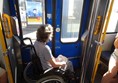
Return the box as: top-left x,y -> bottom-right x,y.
114,37 -> 118,48
48,58 -> 66,68
44,45 -> 66,68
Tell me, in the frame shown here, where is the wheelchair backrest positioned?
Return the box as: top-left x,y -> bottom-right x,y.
12,35 -> 44,74
20,37 -> 44,74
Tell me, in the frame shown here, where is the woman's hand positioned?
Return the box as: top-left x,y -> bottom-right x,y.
114,38 -> 118,48
60,61 -> 67,71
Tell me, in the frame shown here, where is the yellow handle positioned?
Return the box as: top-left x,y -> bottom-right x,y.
2,14 -> 13,38
94,16 -> 102,35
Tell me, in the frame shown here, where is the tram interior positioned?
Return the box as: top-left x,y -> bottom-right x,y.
0,0 -> 118,83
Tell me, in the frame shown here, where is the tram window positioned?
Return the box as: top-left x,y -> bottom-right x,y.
19,0 -> 44,25
26,1 -> 43,25
18,0 -> 45,43
106,0 -> 118,32
61,0 -> 83,43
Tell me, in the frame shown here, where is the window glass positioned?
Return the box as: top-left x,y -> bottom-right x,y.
61,0 -> 84,43
106,0 -> 118,32
18,0 -> 45,43
26,1 -> 43,25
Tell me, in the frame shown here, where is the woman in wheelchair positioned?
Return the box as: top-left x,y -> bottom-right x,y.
33,24 -> 75,82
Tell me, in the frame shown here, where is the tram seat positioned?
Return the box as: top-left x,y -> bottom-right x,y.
101,51 -> 112,65
12,35 -> 68,83
100,33 -> 116,66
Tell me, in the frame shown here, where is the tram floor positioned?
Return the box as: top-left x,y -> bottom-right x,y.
94,63 -> 107,83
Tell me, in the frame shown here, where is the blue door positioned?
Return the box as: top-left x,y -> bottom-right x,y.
46,0 -> 91,68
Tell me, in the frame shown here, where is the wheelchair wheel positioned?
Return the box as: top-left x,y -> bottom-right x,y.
36,75 -> 66,83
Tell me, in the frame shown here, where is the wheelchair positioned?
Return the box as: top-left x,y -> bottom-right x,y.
13,35 -> 72,83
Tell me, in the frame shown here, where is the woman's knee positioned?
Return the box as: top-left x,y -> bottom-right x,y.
103,71 -> 116,78
101,72 -> 113,83
66,61 -> 74,72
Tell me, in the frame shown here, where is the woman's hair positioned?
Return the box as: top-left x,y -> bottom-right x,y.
36,24 -> 53,42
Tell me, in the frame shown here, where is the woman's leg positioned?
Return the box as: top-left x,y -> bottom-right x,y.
66,61 -> 74,72
66,61 -> 76,82
108,54 -> 118,77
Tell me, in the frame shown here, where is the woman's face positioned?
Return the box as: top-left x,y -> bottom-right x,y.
49,32 -> 53,41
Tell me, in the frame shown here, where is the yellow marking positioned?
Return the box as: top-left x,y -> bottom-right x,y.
2,14 -> 13,38
27,17 -> 42,22
94,16 -> 102,35
0,18 -> 13,83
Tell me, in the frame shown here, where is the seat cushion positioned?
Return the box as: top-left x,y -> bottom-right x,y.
101,51 -> 111,61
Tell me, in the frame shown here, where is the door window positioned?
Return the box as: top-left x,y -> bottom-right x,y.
61,0 -> 84,43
